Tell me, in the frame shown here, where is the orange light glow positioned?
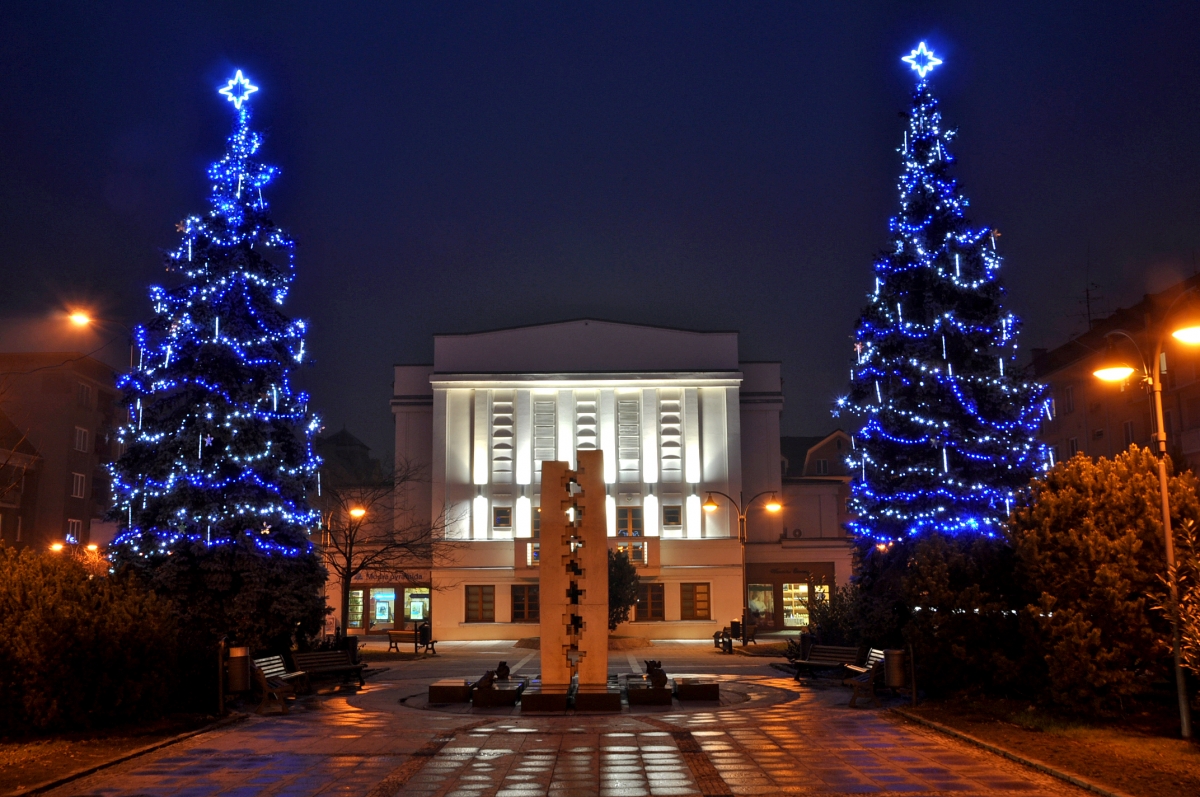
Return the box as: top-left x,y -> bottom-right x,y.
349,507 -> 367,519
764,494 -> 782,513
702,494 -> 719,512
1094,365 -> 1136,382
86,543 -> 99,552
50,542 -> 64,552
69,312 -> 91,326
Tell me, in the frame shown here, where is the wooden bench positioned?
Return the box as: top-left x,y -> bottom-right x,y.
845,648 -> 885,676
742,625 -> 757,645
253,655 -> 309,693
792,644 -> 860,679
293,650 -> 365,686
845,659 -> 884,708
251,664 -> 295,714
387,623 -> 437,654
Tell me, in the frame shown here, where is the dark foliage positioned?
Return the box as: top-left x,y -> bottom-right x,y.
608,549 -> 639,631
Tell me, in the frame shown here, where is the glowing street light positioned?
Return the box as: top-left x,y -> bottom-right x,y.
1091,292 -> 1200,739
49,542 -> 64,552
348,507 -> 366,520
702,490 -> 783,642
69,312 -> 91,326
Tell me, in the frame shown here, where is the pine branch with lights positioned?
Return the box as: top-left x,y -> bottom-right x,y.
109,71 -> 322,560
836,44 -> 1048,541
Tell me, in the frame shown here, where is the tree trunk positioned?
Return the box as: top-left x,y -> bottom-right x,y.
340,570 -> 353,636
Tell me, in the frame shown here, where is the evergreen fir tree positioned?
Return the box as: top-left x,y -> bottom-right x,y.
110,71 -> 321,560
836,44 -> 1047,541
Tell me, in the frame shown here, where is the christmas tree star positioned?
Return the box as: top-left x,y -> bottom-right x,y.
218,69 -> 258,109
902,42 -> 943,79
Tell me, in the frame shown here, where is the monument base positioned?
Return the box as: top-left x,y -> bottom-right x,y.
573,684 -> 622,712
675,678 -> 720,702
520,683 -> 571,712
428,679 -> 472,703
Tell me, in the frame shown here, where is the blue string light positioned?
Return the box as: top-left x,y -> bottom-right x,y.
835,45 -> 1047,543
109,71 -> 320,559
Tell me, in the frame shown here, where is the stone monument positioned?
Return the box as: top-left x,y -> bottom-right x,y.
539,450 -> 608,688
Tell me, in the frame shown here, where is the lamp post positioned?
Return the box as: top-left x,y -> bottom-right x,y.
702,490 -> 781,636
1092,298 -> 1200,739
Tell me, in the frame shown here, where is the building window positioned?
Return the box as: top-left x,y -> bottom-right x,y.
532,507 -> 541,537
748,584 -> 775,628
512,585 -> 539,622
680,583 -> 710,621
74,427 -> 89,452
71,472 -> 86,499
616,540 -> 645,565
815,459 -> 829,475
66,518 -> 82,543
662,504 -> 682,527
1062,385 -> 1074,414
616,507 -> 643,536
1123,420 -> 1135,448
78,382 -> 93,408
635,583 -> 664,621
493,507 -> 512,529
526,542 -> 540,567
466,585 -> 495,622
1068,437 -> 1079,456
347,590 -> 364,628
1093,428 -> 1104,440
369,587 -> 397,631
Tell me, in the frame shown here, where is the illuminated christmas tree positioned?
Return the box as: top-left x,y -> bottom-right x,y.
110,71 -> 322,560
836,44 -> 1048,541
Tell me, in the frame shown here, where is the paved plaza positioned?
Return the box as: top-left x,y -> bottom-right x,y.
49,641 -> 1088,797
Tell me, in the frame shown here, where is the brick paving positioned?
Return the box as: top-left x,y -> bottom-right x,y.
47,643 -> 1087,797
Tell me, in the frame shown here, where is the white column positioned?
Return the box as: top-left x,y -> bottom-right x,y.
641,388 -> 658,484
473,390 -> 490,486
557,389 -> 576,468
515,389 -> 532,485
686,494 -> 702,540
600,389 -> 617,484
644,493 -> 659,537
444,389 -> 473,540
684,387 -> 701,484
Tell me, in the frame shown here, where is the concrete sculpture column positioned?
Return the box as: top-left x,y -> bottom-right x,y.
539,450 -> 608,686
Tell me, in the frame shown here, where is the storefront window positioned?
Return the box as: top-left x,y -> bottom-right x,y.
404,588 -> 431,623
747,584 -> 775,628
782,583 -> 809,627
369,588 -> 396,631
347,589 -> 365,629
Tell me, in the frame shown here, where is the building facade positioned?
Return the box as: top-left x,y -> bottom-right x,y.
0,353 -> 120,550
386,320 -> 853,641
1034,275 -> 1200,471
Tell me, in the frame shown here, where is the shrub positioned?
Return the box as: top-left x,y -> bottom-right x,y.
901,533 -> 1026,696
608,549 -> 639,631
1009,446 -> 1200,716
1162,518 -> 1200,681
0,548 -> 177,734
806,583 -> 861,647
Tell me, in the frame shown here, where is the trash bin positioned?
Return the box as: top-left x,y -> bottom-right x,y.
884,649 -> 907,689
227,646 -> 251,693
730,619 -> 741,640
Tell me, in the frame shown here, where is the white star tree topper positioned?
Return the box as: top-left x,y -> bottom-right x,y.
901,42 -> 943,79
218,69 -> 259,109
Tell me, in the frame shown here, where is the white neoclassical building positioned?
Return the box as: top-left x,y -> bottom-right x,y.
382,320 -> 852,642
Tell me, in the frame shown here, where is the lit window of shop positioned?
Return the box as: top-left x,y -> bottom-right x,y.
635,582 -> 664,621
680,583 -> 710,620
747,584 -> 775,628
782,583 -> 829,627
347,590 -> 365,629
369,588 -> 397,631
403,588 -> 431,623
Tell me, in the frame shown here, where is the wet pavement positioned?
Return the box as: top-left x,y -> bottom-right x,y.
47,641 -> 1087,796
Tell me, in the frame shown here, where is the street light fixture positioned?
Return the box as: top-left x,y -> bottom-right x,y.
69,312 -> 92,326
1092,299 -> 1198,739
348,507 -> 366,519
49,542 -> 64,552
702,490 -> 782,639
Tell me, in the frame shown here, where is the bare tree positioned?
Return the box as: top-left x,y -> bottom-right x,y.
316,459 -> 455,633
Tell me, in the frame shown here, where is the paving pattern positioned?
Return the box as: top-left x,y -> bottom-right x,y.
47,641 -> 1087,797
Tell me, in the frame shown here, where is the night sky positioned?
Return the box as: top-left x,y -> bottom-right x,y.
3,2 -> 1199,461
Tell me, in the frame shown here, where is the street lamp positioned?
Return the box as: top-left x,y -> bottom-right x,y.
348,507 -> 367,519
703,490 -> 782,638
1092,300 -> 1200,739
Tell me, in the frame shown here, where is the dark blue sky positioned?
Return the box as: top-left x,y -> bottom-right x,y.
3,2 -> 1199,460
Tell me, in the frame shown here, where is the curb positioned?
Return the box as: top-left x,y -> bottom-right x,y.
891,708 -> 1140,797
8,713 -> 249,797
